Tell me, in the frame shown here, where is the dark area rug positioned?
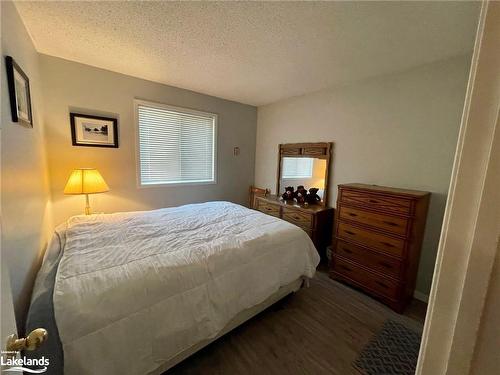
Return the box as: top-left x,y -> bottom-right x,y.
353,319 -> 422,375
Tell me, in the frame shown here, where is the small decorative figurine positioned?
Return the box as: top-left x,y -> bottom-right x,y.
281,186 -> 295,201
305,187 -> 321,204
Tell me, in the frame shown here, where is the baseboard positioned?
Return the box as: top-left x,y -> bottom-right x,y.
413,290 -> 429,303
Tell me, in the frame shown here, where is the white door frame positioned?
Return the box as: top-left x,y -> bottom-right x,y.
416,1 -> 500,374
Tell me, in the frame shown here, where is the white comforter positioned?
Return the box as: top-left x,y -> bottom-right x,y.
53,201 -> 319,374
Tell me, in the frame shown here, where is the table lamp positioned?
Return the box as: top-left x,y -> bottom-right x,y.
64,168 -> 109,215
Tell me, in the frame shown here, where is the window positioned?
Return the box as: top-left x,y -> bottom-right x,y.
281,157 -> 313,179
135,100 -> 217,186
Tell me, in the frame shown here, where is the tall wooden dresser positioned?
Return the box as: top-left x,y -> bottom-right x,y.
330,183 -> 430,312
255,195 -> 334,260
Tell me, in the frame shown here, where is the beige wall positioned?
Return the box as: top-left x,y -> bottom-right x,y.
1,1 -> 52,332
39,55 -> 257,226
255,56 -> 471,296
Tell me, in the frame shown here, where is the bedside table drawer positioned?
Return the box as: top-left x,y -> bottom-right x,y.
256,200 -> 280,217
282,208 -> 313,229
332,257 -> 400,300
337,222 -> 405,257
335,240 -> 402,279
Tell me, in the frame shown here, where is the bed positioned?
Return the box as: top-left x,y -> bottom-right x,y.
26,201 -> 320,374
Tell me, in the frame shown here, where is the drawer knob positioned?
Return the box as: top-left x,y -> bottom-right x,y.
341,248 -> 353,254
340,265 -> 352,272
345,230 -> 356,235
379,261 -> 393,269
294,216 -> 300,220
348,213 -> 358,217
369,199 -> 379,203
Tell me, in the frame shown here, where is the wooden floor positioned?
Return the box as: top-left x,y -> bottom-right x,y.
166,270 -> 427,375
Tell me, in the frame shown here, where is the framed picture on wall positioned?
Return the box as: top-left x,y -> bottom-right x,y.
70,113 -> 119,148
5,56 -> 33,127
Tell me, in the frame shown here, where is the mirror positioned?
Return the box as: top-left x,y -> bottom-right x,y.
277,142 -> 332,205
280,157 -> 327,200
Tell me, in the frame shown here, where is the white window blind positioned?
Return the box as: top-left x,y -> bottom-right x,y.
282,157 -> 313,178
136,101 -> 216,185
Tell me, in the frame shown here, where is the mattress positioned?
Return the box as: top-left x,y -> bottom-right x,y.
26,201 -> 320,374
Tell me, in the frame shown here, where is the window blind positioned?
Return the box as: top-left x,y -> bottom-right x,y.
282,157 -> 313,178
137,102 -> 216,185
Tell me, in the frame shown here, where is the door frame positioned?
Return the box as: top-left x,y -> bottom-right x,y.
416,1 -> 500,374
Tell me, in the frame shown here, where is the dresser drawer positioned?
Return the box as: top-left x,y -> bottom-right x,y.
340,190 -> 412,215
335,240 -> 402,279
256,200 -> 280,217
332,257 -> 400,300
337,222 -> 405,257
338,205 -> 408,236
282,208 -> 313,229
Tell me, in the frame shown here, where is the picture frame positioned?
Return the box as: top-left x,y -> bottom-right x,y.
6,56 -> 33,127
70,113 -> 119,148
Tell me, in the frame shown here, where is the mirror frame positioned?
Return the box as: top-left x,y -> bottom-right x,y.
276,142 -> 333,206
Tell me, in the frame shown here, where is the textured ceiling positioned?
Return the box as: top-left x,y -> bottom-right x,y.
15,1 -> 480,106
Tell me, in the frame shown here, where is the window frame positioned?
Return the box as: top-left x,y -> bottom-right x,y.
133,99 -> 218,188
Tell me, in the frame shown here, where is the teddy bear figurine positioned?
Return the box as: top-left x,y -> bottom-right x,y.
294,185 -> 308,204
281,186 -> 295,201
305,187 -> 321,204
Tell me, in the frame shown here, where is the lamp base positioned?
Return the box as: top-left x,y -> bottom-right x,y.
85,194 -> 91,215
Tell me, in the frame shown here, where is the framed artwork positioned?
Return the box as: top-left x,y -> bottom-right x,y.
6,56 -> 33,127
70,113 -> 119,148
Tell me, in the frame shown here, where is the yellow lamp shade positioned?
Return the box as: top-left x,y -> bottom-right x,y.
64,168 -> 109,195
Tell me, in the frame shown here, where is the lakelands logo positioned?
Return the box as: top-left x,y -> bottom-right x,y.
1,352 -> 49,373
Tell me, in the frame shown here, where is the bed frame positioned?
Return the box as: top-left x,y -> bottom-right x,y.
148,277 -> 305,374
